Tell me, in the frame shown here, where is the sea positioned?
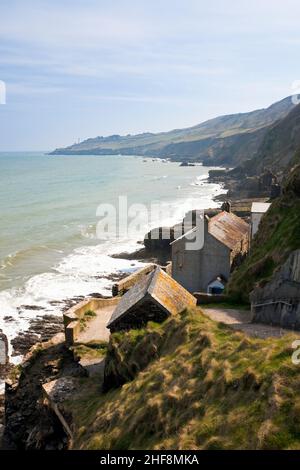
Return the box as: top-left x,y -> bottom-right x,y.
0,152 -> 226,363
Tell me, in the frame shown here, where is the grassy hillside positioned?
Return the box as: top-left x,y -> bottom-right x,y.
65,308 -> 300,450
227,159 -> 300,303
238,103 -> 300,177
50,97 -> 295,166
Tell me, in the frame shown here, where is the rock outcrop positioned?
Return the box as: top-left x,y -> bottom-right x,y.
3,334 -> 84,449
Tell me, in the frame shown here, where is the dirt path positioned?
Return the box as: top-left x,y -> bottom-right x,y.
202,307 -> 300,339
76,305 -> 115,344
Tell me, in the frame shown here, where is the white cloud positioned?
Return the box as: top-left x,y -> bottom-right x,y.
0,3 -> 149,49
8,83 -> 65,95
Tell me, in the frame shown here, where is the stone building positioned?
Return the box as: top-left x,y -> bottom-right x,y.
107,266 -> 196,332
250,250 -> 300,329
171,211 -> 249,294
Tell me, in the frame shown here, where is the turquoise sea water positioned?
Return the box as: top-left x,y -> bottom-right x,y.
0,152 -> 225,360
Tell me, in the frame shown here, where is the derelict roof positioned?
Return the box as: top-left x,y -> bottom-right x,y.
107,266 -> 196,328
171,211 -> 249,250
251,202 -> 271,214
208,211 -> 249,250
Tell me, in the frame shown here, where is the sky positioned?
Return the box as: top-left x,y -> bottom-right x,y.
0,0 -> 300,151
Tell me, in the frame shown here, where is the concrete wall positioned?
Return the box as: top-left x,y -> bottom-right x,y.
112,264 -> 156,296
199,233 -> 231,291
63,297 -> 120,347
251,212 -> 263,238
172,232 -> 231,293
0,332 -> 8,366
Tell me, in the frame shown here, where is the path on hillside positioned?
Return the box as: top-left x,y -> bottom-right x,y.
76,305 -> 115,344
202,307 -> 300,339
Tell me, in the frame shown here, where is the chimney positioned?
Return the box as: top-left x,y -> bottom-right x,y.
221,201 -> 231,213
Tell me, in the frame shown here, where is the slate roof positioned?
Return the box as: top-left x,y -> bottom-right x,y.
107,267 -> 196,329
208,211 -> 249,250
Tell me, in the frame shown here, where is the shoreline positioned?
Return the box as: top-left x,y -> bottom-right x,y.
0,160 -> 227,369
0,167 -> 228,441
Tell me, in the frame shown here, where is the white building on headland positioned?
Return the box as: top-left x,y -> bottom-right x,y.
251,202 -> 271,238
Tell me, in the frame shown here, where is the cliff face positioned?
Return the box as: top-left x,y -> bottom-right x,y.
50,97 -> 295,167
235,103 -> 300,178
3,335 -> 83,450
226,162 -> 300,303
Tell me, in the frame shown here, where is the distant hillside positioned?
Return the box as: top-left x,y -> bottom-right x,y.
233,102 -> 300,178
227,155 -> 300,302
50,96 -> 295,166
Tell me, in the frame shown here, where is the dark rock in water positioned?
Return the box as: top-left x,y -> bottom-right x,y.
94,272 -> 127,282
3,316 -> 14,322
180,161 -> 195,167
19,305 -> 46,311
87,292 -> 111,299
48,300 -> 64,306
61,296 -> 85,311
11,315 -> 64,357
11,332 -> 40,356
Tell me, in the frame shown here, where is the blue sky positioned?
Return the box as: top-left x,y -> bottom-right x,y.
0,0 -> 300,151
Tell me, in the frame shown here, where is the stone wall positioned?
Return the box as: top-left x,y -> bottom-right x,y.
250,250 -> 300,328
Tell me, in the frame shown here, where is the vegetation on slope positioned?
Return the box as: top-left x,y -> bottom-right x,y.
65,308 -> 300,450
227,159 -> 300,303
239,102 -> 300,177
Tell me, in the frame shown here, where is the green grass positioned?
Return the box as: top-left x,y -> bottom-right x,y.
71,341 -> 107,361
62,308 -> 300,450
79,309 -> 97,331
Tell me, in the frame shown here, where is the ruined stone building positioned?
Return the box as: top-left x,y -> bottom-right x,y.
107,266 -> 196,332
171,210 -> 250,294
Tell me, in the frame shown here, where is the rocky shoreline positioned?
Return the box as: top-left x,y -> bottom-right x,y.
0,168 -> 229,448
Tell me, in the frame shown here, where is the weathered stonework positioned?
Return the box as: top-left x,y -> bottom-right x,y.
250,250 -> 300,328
